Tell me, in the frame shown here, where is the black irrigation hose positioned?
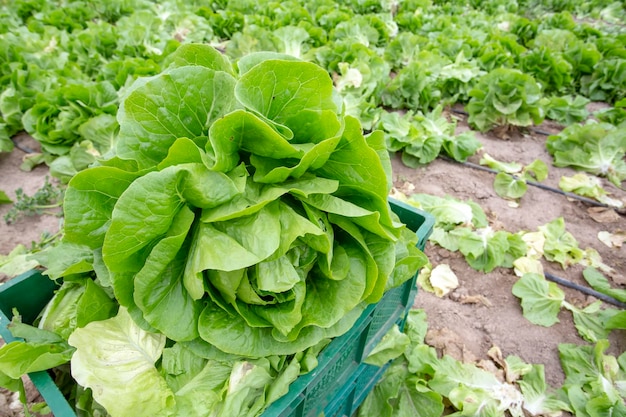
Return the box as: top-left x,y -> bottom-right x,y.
544,272 -> 626,309
529,128 -> 553,137
438,155 -> 613,209
11,137 -> 35,154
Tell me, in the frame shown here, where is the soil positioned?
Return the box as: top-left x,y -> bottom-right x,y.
400,109 -> 626,395
0,135 -> 60,417
0,134 -> 62,262
0,111 -> 625,414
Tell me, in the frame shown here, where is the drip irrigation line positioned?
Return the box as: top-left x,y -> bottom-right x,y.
529,128 -> 553,137
11,137 -> 35,154
450,108 -> 468,116
438,155 -> 612,209
544,272 -> 626,309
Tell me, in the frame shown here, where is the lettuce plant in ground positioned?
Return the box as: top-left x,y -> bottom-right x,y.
544,95 -> 589,125
519,47 -> 574,95
594,98 -> 626,126
378,106 -> 481,168
559,340 -> 626,417
466,68 -> 545,132
581,58 -> 626,104
546,121 -> 626,188
0,44 -> 427,416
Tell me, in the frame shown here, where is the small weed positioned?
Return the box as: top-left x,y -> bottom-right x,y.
3,177 -> 64,225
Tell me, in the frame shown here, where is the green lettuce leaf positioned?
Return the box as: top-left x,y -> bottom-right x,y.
546,122 -> 626,188
582,267 -> 626,303
467,68 -> 544,132
116,66 -> 238,170
559,340 -> 626,417
538,217 -> 584,268
68,307 -> 175,417
0,319 -> 74,380
512,273 -> 564,327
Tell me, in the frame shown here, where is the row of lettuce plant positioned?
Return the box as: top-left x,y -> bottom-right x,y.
0,0 -> 625,178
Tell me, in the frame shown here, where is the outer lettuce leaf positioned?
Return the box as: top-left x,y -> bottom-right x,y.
358,362 -> 444,417
582,267 -> 626,303
163,43 -> 234,74
38,278 -> 116,340
68,307 -> 174,417
363,324 -> 409,366
234,59 -> 338,126
538,217 -> 584,268
116,66 -> 238,170
559,340 -> 626,417
0,321 -> 74,380
452,227 -> 516,273
512,273 -> 564,327
429,355 -> 524,416
63,166 -> 139,248
518,365 -> 571,415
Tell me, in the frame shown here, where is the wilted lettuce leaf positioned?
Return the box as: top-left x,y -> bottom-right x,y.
538,217 -> 584,268
69,307 -> 174,417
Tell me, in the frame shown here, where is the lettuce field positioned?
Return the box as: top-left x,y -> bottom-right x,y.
0,0 -> 625,416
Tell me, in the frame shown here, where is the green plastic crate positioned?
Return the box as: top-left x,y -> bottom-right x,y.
0,198 -> 433,417
0,270 -> 76,417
